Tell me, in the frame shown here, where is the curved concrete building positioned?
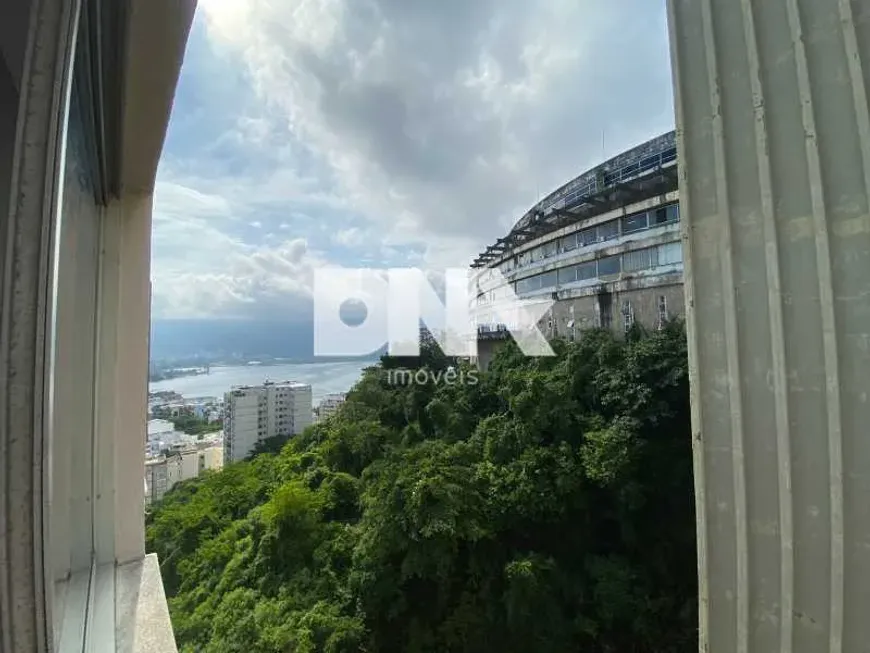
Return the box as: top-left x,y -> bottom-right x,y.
472,131 -> 682,367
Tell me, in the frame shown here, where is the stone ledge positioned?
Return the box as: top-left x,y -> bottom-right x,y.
116,553 -> 178,653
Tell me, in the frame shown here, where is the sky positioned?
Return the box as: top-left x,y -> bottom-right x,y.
151,0 -> 675,322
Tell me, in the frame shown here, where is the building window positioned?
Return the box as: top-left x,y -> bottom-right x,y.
579,226 -> 598,246
653,204 -> 680,225
558,266 -> 577,284
658,241 -> 683,266
597,293 -> 613,329
597,255 -> 621,277
576,261 -> 597,281
622,211 -> 649,234
558,261 -> 594,285
516,270 -> 558,294
539,270 -> 557,290
598,220 -> 619,241
515,275 -> 535,294
657,295 -> 668,330
622,300 -> 635,333
622,247 -> 653,273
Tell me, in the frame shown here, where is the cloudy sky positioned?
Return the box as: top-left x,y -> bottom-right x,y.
151,0 -> 675,321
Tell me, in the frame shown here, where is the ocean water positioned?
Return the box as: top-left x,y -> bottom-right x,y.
148,360 -> 373,404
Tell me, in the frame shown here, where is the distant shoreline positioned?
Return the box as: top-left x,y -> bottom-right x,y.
148,359 -> 371,404
148,356 -> 381,383
148,368 -> 208,383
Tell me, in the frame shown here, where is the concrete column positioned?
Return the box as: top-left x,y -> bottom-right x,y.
0,1 -> 80,652
84,191 -> 155,569
110,193 -> 154,565
668,1 -> 870,651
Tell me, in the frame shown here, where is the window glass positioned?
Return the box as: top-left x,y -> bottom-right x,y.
576,261 -> 597,281
516,275 -> 542,294
558,266 -> 577,284
598,255 -> 621,276
598,220 -> 619,241
623,248 -> 652,272
561,233 -> 577,252
658,241 -> 683,265
539,270 -> 556,288
653,203 -> 680,225
579,227 -> 598,246
622,211 -> 648,234
543,241 -> 557,258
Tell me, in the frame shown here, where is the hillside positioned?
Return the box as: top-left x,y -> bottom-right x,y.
146,323 -> 697,652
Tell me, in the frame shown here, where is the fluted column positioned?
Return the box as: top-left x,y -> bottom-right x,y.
668,1 -> 870,651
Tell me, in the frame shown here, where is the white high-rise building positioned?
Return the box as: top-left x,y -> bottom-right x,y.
223,381 -> 313,464
316,393 -> 347,421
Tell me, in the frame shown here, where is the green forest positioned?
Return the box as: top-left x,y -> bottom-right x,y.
146,324 -> 697,652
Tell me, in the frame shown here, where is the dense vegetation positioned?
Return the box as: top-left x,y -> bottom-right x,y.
147,324 -> 697,652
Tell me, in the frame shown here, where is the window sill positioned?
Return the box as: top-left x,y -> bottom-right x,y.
56,554 -> 177,653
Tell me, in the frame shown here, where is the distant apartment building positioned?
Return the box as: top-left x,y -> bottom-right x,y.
144,459 -> 169,505
175,396 -> 218,419
146,419 -> 176,458
145,418 -> 196,458
316,393 -> 347,421
223,381 -> 313,464
144,441 -> 224,505
147,419 -> 174,439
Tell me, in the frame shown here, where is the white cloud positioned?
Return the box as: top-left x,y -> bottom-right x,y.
153,1 -> 675,319
332,227 -> 364,247
151,181 -> 330,319
196,0 -> 673,258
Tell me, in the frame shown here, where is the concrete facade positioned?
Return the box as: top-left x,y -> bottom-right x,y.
224,382 -> 313,464
145,443 -> 223,505
669,0 -> 870,650
472,140 -> 684,370
316,393 -> 347,421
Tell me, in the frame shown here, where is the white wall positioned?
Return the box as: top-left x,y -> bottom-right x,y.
224,384 -> 312,463
224,390 -> 260,464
